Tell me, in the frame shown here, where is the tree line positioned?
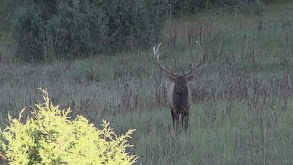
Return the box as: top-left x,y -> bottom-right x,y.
1,0 -> 266,62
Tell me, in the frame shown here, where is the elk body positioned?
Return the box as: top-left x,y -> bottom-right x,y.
153,41 -> 203,130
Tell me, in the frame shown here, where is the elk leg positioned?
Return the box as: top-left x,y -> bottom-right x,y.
171,110 -> 179,129
182,111 -> 189,130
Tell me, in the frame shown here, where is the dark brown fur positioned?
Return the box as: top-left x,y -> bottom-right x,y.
168,76 -> 191,129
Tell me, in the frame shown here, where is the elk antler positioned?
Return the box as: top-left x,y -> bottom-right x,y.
153,43 -> 178,77
184,41 -> 203,76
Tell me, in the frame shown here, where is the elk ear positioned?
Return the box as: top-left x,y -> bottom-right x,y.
185,76 -> 194,82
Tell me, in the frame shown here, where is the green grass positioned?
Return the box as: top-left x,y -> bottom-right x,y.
0,1 -> 293,164
98,99 -> 293,164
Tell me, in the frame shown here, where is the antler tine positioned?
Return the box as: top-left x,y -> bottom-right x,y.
168,66 -> 179,76
184,41 -> 203,76
153,43 -> 178,77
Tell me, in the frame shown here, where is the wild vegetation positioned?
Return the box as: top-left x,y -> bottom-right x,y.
0,89 -> 137,164
0,0 -> 293,164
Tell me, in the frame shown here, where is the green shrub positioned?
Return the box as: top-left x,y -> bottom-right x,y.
170,0 -> 266,16
12,0 -> 168,61
0,89 -> 138,165
170,0 -> 226,16
237,0 -> 265,15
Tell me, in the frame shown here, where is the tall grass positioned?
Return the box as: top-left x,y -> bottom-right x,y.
0,1 -> 293,164
104,99 -> 293,164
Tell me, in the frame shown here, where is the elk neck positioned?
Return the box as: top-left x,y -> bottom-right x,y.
173,85 -> 189,110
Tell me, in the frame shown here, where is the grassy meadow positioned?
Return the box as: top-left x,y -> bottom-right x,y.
1,1 -> 293,164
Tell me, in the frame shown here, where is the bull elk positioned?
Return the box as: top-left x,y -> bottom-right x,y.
153,41 -> 203,130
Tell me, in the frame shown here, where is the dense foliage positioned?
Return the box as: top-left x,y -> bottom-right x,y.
0,89 -> 137,164
171,0 -> 265,16
0,0 -> 15,32
9,0 -> 266,61
12,0 -> 168,61
171,0 -> 217,15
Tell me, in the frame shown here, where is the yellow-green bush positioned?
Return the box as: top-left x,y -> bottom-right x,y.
0,89 -> 137,165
